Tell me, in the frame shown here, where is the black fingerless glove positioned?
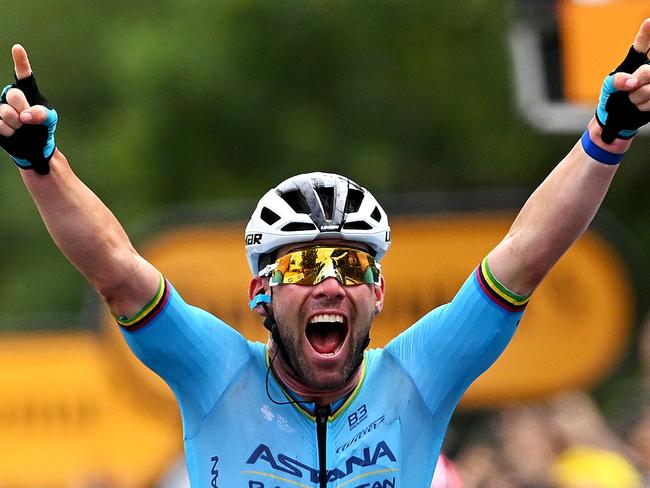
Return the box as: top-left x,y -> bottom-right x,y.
596,46 -> 650,144
0,74 -> 58,175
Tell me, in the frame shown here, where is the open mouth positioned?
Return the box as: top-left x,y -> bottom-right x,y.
305,314 -> 348,356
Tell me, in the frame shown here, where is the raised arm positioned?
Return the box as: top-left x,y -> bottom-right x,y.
0,45 -> 160,319
488,20 -> 650,296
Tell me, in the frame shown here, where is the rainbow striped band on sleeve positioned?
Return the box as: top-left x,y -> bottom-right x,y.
475,257 -> 531,313
116,273 -> 171,331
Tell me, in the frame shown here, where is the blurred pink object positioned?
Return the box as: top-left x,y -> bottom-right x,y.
431,454 -> 464,488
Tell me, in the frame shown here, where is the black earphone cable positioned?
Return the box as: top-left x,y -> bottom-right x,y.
261,300 -> 311,407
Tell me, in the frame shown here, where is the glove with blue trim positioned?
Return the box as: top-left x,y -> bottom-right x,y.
596,46 -> 650,144
0,73 -> 58,175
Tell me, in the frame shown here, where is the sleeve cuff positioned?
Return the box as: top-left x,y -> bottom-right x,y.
475,257 -> 532,313
116,273 -> 170,330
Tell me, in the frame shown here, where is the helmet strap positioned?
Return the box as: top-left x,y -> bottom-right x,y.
261,300 -> 293,367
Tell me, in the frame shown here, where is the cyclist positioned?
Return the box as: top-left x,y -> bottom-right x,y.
1,19 -> 648,488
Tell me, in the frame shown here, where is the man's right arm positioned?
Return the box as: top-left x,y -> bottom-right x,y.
0,44 -> 160,320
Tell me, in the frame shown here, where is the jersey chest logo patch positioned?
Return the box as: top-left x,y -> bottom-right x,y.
244,440 -> 397,484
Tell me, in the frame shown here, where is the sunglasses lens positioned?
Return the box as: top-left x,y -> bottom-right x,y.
270,247 -> 379,286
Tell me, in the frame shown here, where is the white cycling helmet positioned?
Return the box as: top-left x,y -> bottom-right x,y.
245,172 -> 391,274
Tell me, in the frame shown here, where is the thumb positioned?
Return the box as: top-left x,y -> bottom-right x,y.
19,105 -> 48,124
612,72 -> 639,91
11,44 -> 32,81
633,18 -> 650,55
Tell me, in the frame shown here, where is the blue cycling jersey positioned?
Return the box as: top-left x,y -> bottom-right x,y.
121,260 -> 527,487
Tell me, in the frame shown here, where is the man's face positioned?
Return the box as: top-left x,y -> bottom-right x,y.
253,243 -> 385,390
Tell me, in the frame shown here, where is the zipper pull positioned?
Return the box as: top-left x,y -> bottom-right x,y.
316,404 -> 331,423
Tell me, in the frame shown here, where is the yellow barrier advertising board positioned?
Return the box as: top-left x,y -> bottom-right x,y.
0,333 -> 181,487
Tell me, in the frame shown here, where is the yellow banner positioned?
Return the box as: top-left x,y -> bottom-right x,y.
0,332 -> 181,487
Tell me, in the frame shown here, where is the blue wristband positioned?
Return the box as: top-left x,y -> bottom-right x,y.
580,130 -> 624,165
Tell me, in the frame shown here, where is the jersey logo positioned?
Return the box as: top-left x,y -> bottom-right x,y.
337,415 -> 385,454
245,440 -> 397,484
248,479 -> 395,488
260,404 -> 295,433
260,404 -> 274,421
210,455 -> 220,488
347,404 -> 368,430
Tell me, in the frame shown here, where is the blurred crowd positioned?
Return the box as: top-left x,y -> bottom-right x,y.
442,311 -> 650,488
450,390 -> 644,488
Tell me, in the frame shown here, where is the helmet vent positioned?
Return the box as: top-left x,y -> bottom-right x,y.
345,189 -> 364,213
260,207 -> 281,225
315,187 -> 335,220
281,222 -> 318,232
343,221 -> 373,230
281,190 -> 310,214
370,206 -> 382,222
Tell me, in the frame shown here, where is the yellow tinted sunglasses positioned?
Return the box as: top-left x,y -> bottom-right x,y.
260,246 -> 381,286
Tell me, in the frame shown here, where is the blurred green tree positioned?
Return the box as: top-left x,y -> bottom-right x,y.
0,0 -> 647,322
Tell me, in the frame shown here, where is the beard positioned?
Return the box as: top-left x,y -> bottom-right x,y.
272,309 -> 372,391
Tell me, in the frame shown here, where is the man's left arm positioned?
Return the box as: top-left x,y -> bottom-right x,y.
488,19 -> 650,296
